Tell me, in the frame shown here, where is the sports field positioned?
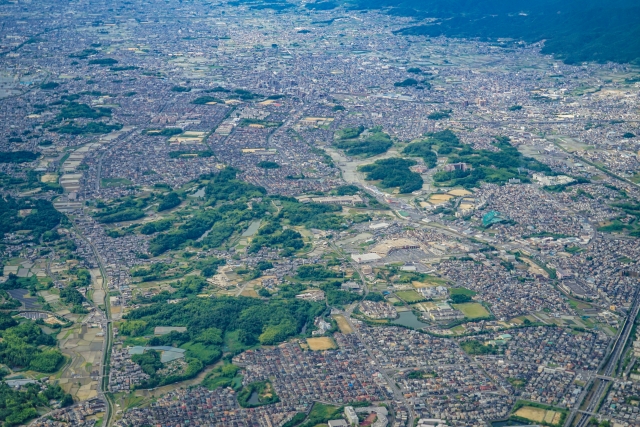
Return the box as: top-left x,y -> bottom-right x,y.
453,302 -> 490,319
395,290 -> 424,303
514,406 -> 562,425
306,337 -> 337,351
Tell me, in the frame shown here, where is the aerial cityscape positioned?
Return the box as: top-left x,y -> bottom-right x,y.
1,0 -> 640,427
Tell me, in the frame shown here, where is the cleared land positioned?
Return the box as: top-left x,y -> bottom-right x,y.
306,337 -> 337,351
448,189 -> 472,196
333,315 -> 353,334
429,194 -> 454,204
454,302 -> 490,319
514,406 -> 562,425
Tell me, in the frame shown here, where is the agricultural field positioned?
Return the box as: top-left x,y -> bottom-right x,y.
333,315 -> 354,334
453,302 -> 490,319
57,323 -> 103,401
306,337 -> 337,351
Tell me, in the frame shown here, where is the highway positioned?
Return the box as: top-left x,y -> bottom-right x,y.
570,288 -> 640,427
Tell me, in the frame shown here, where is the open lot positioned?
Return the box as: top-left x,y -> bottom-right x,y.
333,315 -> 353,334
306,337 -> 337,351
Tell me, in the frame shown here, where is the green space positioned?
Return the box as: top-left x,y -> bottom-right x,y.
453,302 -> 490,319
237,380 -> 279,408
395,289 -> 426,303
333,126 -> 393,157
428,109 -> 452,120
147,168 -> 269,255
0,382 -> 72,426
403,140 -> 437,168
287,402 -> 343,427
227,89 -> 263,100
257,161 -> 280,169
57,102 -> 111,120
597,220 -> 634,234
407,370 -> 436,379
142,170 -> 325,258
40,82 -> 59,90
431,133 -> 552,188
88,58 -> 118,66
69,48 -> 99,59
448,287 -> 477,297
93,196 -> 145,223
157,192 -> 181,211
360,158 -> 423,193
382,0 -> 640,64
120,294 -> 323,388
0,316 -> 66,373
192,96 -> 224,104
460,339 -> 503,355
0,196 -> 63,241
53,121 -> 122,135
202,364 -> 242,390
140,219 -> 173,235
0,151 -> 39,164
394,78 -> 418,87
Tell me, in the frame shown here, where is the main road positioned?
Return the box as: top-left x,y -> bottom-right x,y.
70,219 -> 115,427
569,288 -> 640,427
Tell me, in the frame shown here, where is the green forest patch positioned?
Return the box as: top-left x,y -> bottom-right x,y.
333,126 -> 393,157
237,380 -> 279,408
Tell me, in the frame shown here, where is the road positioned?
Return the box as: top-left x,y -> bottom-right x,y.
570,288 -> 640,427
341,312 -> 415,427
70,220 -> 115,427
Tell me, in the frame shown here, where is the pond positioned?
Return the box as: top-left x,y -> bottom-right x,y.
188,187 -> 206,198
247,391 -> 260,405
391,311 -> 429,329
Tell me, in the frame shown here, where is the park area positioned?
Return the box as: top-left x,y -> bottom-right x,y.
453,302 -> 490,319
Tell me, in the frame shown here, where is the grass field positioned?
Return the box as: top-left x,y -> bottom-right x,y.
453,302 -> 490,319
395,290 -> 425,303
304,402 -> 342,426
306,337 -> 337,351
514,406 -> 562,425
449,287 -> 477,297
181,341 -> 221,362
333,315 -> 353,334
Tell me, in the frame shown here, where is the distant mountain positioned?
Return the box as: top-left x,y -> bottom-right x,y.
347,0 -> 640,64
